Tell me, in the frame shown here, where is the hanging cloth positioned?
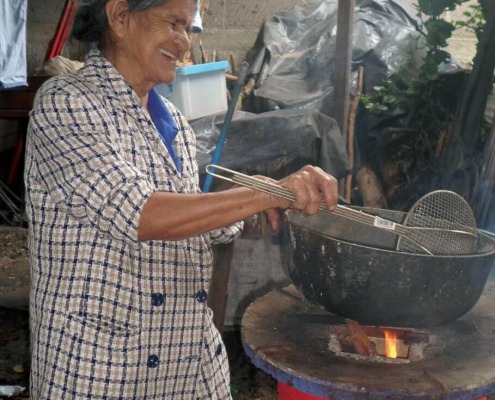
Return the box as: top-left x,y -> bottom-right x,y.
148,88 -> 182,173
0,0 -> 28,88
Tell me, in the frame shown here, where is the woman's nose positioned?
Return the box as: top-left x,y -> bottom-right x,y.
175,30 -> 191,54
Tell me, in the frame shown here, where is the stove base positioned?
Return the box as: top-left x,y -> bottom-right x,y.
242,282 -> 495,400
278,382 -> 488,400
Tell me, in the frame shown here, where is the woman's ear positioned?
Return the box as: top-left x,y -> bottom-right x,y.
105,0 -> 130,39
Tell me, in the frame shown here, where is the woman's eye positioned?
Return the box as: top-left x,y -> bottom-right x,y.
164,19 -> 176,28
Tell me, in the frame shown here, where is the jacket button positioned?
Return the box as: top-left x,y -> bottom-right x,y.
215,344 -> 222,356
151,293 -> 164,307
147,355 -> 160,368
195,289 -> 208,303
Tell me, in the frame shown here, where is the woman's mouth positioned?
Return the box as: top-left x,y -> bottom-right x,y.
159,48 -> 178,63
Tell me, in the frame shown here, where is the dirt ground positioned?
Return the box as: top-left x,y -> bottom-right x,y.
0,308 -> 277,400
0,226 -> 278,400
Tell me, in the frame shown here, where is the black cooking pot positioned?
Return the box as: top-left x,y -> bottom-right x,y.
281,208 -> 495,327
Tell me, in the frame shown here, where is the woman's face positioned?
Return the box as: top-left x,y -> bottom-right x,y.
113,0 -> 195,93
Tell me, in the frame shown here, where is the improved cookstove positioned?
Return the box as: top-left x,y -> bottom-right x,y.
241,278 -> 495,400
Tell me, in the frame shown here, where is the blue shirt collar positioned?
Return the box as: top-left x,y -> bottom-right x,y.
148,88 -> 181,173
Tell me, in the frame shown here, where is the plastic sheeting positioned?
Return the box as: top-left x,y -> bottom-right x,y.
244,0 -> 463,116
192,109 -> 349,181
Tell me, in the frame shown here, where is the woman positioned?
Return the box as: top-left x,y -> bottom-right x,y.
24,0 -> 338,398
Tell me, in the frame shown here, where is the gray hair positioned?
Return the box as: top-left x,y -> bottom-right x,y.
72,0 -> 194,48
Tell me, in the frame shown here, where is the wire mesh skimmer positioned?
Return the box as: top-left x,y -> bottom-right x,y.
206,165 -> 478,256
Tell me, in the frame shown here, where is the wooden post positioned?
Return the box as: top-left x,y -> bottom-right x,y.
208,242 -> 235,334
333,0 -> 355,138
345,65 -> 364,202
334,0 -> 355,194
474,114 -> 495,226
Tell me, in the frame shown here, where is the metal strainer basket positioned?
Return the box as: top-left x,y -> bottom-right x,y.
397,190 -> 478,255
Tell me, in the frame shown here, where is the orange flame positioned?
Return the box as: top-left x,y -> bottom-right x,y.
384,329 -> 398,358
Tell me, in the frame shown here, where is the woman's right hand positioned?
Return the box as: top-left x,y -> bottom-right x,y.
261,165 -> 339,231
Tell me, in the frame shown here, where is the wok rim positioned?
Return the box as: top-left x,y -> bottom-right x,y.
285,210 -> 495,259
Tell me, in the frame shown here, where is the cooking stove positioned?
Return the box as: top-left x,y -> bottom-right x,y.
241,277 -> 495,400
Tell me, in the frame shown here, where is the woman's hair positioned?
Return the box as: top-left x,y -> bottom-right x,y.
71,0 -> 171,48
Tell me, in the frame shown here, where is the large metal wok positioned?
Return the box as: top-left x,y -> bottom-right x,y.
281,208 -> 495,327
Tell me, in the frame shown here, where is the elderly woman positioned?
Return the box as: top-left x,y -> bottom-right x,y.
24,0 -> 338,398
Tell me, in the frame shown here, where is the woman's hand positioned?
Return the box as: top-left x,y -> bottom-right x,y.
263,165 -> 339,231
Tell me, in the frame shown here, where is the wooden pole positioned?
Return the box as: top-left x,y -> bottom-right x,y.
334,0 -> 355,138
345,65 -> 364,202
208,242 -> 235,334
334,0 -> 355,195
474,113 -> 495,227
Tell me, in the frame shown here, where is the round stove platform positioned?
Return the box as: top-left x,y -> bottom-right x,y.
241,281 -> 495,400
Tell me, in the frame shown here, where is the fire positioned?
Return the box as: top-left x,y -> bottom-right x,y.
384,329 -> 398,358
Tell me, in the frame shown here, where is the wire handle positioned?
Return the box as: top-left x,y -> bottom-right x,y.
202,62 -> 250,193
206,164 -> 394,224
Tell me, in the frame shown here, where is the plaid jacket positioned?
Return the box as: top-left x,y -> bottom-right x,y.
25,50 -> 241,399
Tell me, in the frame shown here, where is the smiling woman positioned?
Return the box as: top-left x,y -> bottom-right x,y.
73,0 -> 195,94
24,0 -> 340,399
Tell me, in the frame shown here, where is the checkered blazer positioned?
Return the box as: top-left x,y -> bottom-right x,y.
25,50 -> 241,399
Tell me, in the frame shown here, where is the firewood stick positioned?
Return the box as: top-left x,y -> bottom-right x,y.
345,65 -> 364,203
200,0 -> 210,17
355,164 -> 388,209
199,39 -> 208,63
346,319 -> 374,356
183,32 -> 197,65
230,54 -> 239,76
435,127 -> 449,159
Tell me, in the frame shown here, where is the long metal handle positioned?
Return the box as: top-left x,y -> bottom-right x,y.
205,164 -> 406,231
206,164 -> 436,254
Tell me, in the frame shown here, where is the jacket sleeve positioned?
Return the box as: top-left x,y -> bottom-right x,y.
209,221 -> 244,244
27,79 -> 155,244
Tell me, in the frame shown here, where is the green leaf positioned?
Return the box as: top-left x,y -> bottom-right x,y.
431,49 -> 451,64
425,19 -> 455,47
418,0 -> 459,16
383,95 -> 397,104
421,57 -> 440,80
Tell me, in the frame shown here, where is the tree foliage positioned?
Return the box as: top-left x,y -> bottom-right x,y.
358,0 -> 492,213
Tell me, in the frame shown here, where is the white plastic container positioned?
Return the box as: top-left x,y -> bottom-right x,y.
156,61 -> 229,120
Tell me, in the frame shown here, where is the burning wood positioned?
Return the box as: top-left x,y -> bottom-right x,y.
344,319 -> 377,356
329,322 -> 429,363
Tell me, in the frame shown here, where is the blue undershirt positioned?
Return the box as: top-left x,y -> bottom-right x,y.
148,88 -> 182,173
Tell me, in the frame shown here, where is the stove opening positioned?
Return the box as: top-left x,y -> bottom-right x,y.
328,320 -> 430,364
